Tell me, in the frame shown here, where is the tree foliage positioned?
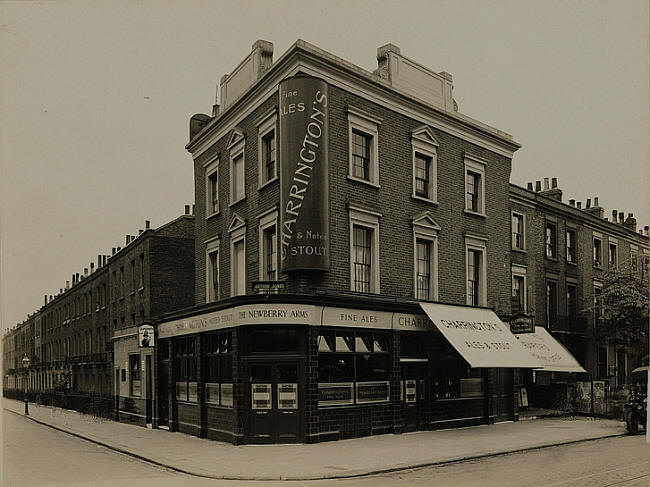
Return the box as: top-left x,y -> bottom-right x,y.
594,265 -> 649,362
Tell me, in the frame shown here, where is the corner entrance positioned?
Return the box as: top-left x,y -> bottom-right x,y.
246,361 -> 302,443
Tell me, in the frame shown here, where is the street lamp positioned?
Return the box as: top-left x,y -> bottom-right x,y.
21,353 -> 30,415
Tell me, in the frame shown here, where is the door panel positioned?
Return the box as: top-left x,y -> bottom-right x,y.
247,361 -> 301,443
402,362 -> 427,431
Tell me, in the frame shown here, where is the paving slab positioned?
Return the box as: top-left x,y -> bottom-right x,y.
2,398 -> 627,480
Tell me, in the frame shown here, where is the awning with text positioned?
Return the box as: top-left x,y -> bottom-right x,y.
515,326 -> 586,373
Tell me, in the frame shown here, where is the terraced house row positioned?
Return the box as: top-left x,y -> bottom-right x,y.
4,39 -> 648,444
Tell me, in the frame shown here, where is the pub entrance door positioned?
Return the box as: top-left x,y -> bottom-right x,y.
494,368 -> 515,422
402,361 -> 427,432
246,361 -> 302,443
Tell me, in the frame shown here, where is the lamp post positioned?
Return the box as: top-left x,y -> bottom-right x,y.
22,353 -> 30,415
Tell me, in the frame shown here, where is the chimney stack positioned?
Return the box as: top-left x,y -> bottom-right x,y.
66,280 -> 70,290
49,295 -> 53,302
145,220 -> 150,229
527,182 -> 533,191
569,199 -> 575,206
585,196 -> 604,218
543,178 -> 550,190
644,225 -> 649,236
535,181 -> 541,192
612,210 -> 618,221
623,213 -> 637,232
185,205 -> 190,215
90,262 -> 95,273
59,288 -> 63,294
551,177 -> 558,188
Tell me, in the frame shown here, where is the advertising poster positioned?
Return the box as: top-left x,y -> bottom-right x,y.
279,75 -> 330,271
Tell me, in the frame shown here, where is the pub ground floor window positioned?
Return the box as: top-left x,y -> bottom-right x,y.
431,333 -> 484,399
174,335 -> 197,402
317,329 -> 390,406
203,331 -> 233,407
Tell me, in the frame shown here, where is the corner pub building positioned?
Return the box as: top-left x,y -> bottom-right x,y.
153,39 -> 542,444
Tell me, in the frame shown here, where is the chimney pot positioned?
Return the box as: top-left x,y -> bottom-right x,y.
66,280 -> 70,289
551,177 -> 558,188
97,254 -> 102,267
612,210 -> 618,220
185,205 -> 190,215
145,220 -> 150,229
90,263 -> 95,272
594,196 -> 599,207
44,295 -> 48,306
139,229 -> 143,235
527,182 -> 533,191
569,199 -> 575,206
543,177 -> 550,190
126,235 -> 130,245
586,198 -> 591,208
535,181 -> 542,192
84,268 -> 88,276
619,213 -> 624,224
628,212 -> 633,218
577,202 -> 582,209
117,246 -> 121,252
112,247 -> 116,255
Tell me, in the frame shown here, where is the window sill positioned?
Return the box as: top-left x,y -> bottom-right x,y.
138,287 -> 144,293
205,210 -> 220,221
593,265 -> 604,270
229,196 -> 247,208
463,209 -> 486,219
511,248 -> 526,254
346,175 -> 380,189
545,256 -> 559,262
411,194 -> 438,205
130,291 -> 135,297
258,176 -> 278,190
566,260 -> 578,266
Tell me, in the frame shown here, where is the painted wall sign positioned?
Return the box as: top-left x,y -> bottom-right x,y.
279,75 -> 330,271
322,307 -> 392,329
393,313 -> 435,331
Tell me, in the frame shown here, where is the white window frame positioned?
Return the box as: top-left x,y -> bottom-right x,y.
229,217 -> 246,296
347,106 -> 381,187
411,127 -> 438,203
608,238 -> 618,269
592,232 -> 603,269
465,235 -> 487,306
566,226 -> 577,265
204,156 -> 219,218
463,154 -> 487,217
229,138 -> 246,205
257,208 -> 278,281
256,110 -> 278,189
205,237 -> 220,303
511,264 -> 527,313
593,280 -> 604,321
511,211 -> 526,251
412,214 -> 440,300
348,204 -> 381,293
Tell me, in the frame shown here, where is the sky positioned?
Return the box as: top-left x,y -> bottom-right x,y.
1,0 -> 648,332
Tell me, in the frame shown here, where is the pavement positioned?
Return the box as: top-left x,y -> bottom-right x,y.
2,398 -> 628,481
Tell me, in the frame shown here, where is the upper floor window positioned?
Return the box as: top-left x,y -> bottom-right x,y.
130,259 -> 136,293
228,129 -> 246,205
566,228 -> 576,264
593,284 -> 604,322
464,154 -> 486,216
511,212 -> 525,251
566,284 -> 578,319
257,110 -> 277,188
206,238 -> 220,303
411,126 -> 439,203
511,265 -> 527,313
119,266 -> 125,298
229,214 -> 247,296
545,221 -> 557,259
349,205 -> 381,293
413,212 -> 440,301
205,156 -> 219,217
465,235 -> 487,306
546,280 -> 558,327
139,253 -> 145,289
608,240 -> 618,269
258,209 -> 278,281
630,246 -> 639,274
593,235 -> 603,268
347,107 -> 381,187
